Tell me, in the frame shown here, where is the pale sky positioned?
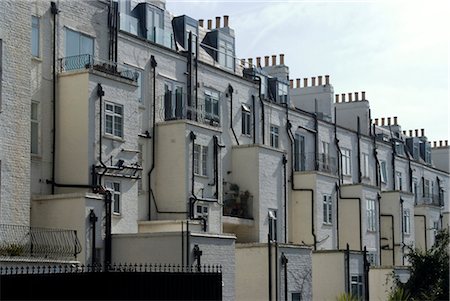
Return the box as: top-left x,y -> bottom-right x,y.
166,0 -> 449,143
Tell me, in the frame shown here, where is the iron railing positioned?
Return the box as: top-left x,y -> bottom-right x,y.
58,54 -> 139,82
294,152 -> 338,175
157,94 -> 221,127
421,193 -> 443,206
223,185 -> 253,219
0,224 -> 82,260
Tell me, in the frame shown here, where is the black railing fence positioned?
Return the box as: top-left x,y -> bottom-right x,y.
1,263 -> 222,300
0,224 -> 81,260
58,54 -> 139,82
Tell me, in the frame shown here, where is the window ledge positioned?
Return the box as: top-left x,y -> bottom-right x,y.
32,56 -> 42,63
103,134 -> 125,143
31,153 -> 42,159
112,212 -> 122,218
194,174 -> 209,179
322,222 -> 333,227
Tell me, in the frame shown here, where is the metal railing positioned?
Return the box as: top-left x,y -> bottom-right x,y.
58,54 -> 139,82
294,152 -> 338,175
223,189 -> 253,219
421,193 -> 443,206
157,94 -> 221,127
0,224 -> 82,260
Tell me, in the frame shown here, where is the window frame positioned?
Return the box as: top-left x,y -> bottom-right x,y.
270,125 -> 280,149
241,105 -> 251,136
322,194 -> 332,225
31,101 -> 40,155
341,148 -> 352,176
104,101 -> 124,138
350,275 -> 363,299
380,160 -> 387,183
204,89 -> 220,122
32,16 -> 40,58
164,81 -> 184,120
403,209 -> 411,234
268,209 -> 277,242
218,36 -> 235,70
65,27 -> 94,58
396,171 -> 403,191
294,134 -> 306,171
362,153 -> 370,178
106,181 -> 121,214
194,144 -> 208,177
367,199 -> 376,232
195,203 -> 209,230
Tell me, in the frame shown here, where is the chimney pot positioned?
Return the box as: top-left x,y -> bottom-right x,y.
311,77 -> 316,86
348,93 -> 352,102
394,116 -> 398,125
439,140 -> 443,146
199,19 -> 204,27
355,92 -> 359,101
335,94 -> 340,103
223,15 -> 229,27
325,75 -> 330,85
279,54 -> 285,65
409,130 -> 413,136
264,56 -> 270,67
215,16 -> 221,28
387,117 -> 391,125
296,78 -> 300,88
207,19 -> 212,30
446,140 -> 448,146
362,91 -> 366,100
271,55 -> 276,66
421,128 -> 425,137
381,118 -> 385,126
374,118 -> 379,125
415,129 -> 419,137
433,141 -> 437,147
402,130 -> 406,135
341,93 -> 346,101
303,78 -> 308,87
240,59 -> 245,67
318,76 -> 323,85
289,79 -> 294,89
256,57 -> 261,67
247,58 -> 253,66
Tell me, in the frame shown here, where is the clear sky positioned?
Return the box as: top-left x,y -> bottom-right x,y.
166,0 -> 449,143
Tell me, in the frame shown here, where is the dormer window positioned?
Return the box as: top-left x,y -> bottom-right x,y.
172,15 -> 198,55
202,29 -> 235,71
218,36 -> 234,70
268,78 -> 289,104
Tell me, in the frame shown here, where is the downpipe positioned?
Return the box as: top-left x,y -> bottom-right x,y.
336,184 -> 362,251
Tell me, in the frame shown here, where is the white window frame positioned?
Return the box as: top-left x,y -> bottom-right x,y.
367,199 -> 376,232
164,81 -> 184,120
412,177 -> 418,204
396,171 -> 403,191
241,104 -> 251,136
65,27 -> 94,58
362,153 -> 369,178
106,181 -> 121,214
380,160 -> 387,183
270,125 -> 279,149
194,144 -> 208,176
105,102 -> 124,138
341,148 -> 352,176
367,252 -> 377,266
218,38 -> 234,70
403,209 -> 410,234
204,89 -> 220,122
31,101 -> 40,155
268,209 -> 277,242
32,16 -> 40,57
294,134 -> 305,171
323,194 -> 332,225
350,274 -> 363,299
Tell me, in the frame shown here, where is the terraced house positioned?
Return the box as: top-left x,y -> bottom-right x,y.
0,0 -> 448,300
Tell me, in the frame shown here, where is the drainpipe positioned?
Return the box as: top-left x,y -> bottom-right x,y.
213,136 -> 219,198
190,131 -> 197,218
334,107 -> 342,185
377,193 -> 382,265
400,198 -> 405,265
97,84 -> 108,186
186,221 -> 190,266
228,84 -> 239,145
287,122 -> 316,250
268,234 -> 272,301
89,209 -> 98,266
381,214 -> 395,265
275,242 -> 279,301
50,1 -> 59,194
345,243 -> 350,293
414,214 -> 427,252
148,55 -> 157,219
104,190 -> 112,268
187,32 -> 193,120
357,117 -> 362,183
253,75 -> 265,144
336,184 -> 362,251
195,33 -> 199,121
252,95 -> 256,144
281,253 -> 288,301
408,157 -> 413,193
181,221 -> 184,267
363,246 -> 369,301
283,155 -> 288,243
372,125 -> 380,188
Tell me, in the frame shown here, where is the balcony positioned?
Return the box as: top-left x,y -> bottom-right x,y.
223,184 -> 253,220
58,54 -> 139,83
295,152 -> 338,176
0,224 -> 82,260
420,193 -> 443,207
158,94 -> 220,127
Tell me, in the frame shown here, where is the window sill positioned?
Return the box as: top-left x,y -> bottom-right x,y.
323,222 -> 333,227
112,212 -> 122,218
367,229 -> 377,233
31,153 -> 42,159
103,134 -> 125,143
32,56 -> 42,63
194,174 -> 209,179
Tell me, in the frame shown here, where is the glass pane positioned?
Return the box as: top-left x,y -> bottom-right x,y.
114,183 -> 120,192
114,116 -> 123,137
80,35 -> 94,56
114,105 -> 122,115
31,102 -> 38,120
105,115 -> 113,134
31,17 -> 39,57
65,29 -> 80,57
31,122 -> 38,154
